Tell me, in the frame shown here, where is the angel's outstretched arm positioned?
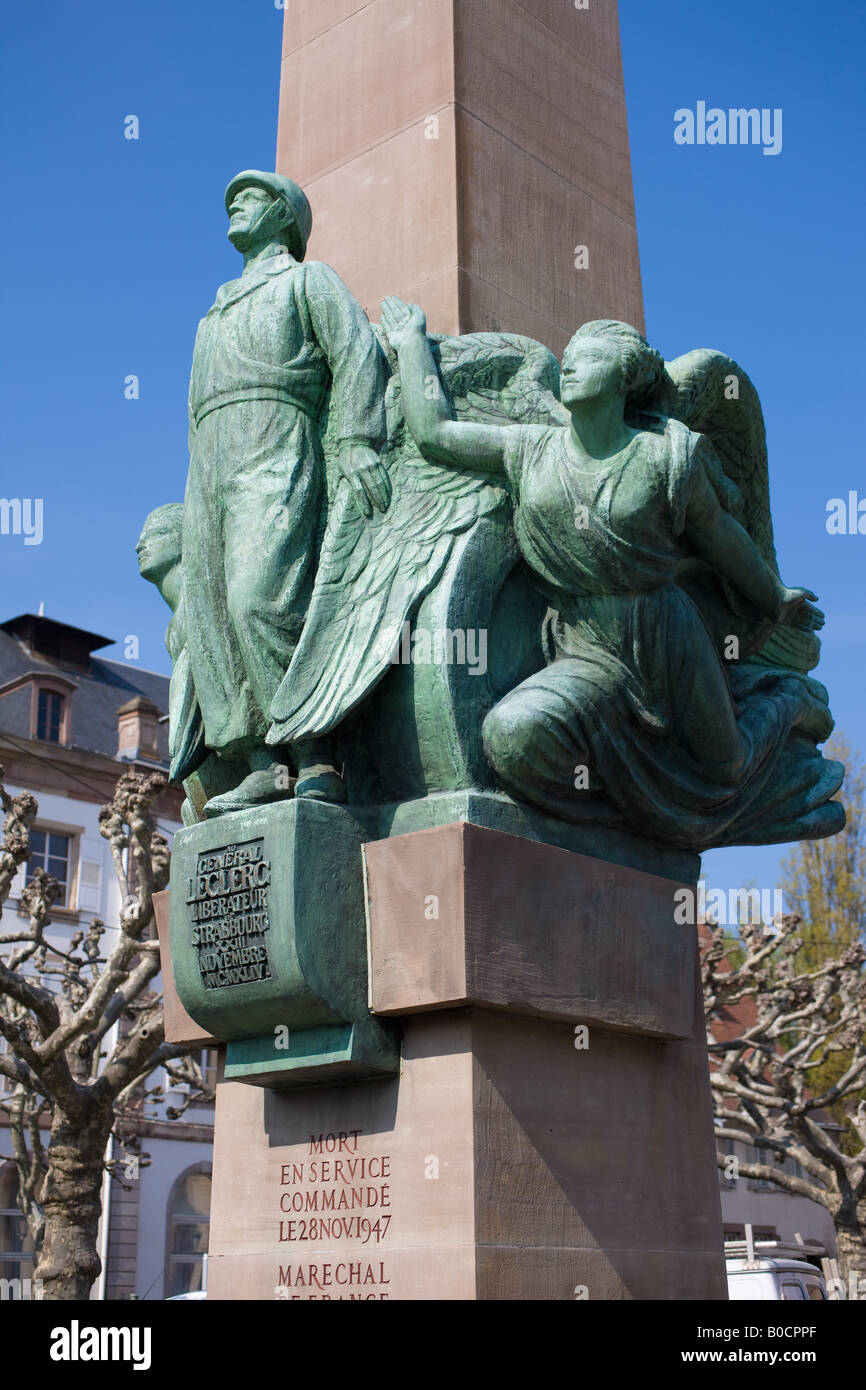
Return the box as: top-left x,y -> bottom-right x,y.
685,459 -> 816,624
381,298 -> 510,474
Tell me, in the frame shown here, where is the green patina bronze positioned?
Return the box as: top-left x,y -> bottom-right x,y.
141,173 -> 844,1085
142,172 -> 843,852
176,170 -> 389,816
137,502 -> 247,823
371,298 -> 844,851
167,798 -> 399,1087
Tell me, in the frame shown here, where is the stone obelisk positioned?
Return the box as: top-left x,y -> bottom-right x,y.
194,0 -> 727,1301
274,0 -> 644,354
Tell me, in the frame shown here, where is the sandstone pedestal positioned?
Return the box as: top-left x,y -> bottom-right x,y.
206,823 -> 727,1301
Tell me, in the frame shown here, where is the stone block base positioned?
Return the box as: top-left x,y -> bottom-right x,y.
208,1004 -> 726,1300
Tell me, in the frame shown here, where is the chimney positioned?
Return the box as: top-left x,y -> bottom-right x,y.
117,696 -> 162,763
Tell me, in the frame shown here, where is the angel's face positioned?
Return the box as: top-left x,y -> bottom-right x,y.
136,528 -> 180,585
560,337 -> 622,407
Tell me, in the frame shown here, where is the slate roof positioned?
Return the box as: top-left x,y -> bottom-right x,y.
0,617 -> 171,763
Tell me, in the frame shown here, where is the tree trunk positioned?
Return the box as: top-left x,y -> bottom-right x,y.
834,1203 -> 866,1293
34,1106 -> 110,1300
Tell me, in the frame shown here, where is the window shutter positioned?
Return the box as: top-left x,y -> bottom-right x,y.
78,837 -> 103,912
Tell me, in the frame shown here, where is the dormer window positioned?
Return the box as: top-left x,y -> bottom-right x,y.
0,672 -> 76,746
37,689 -> 64,743
29,677 -> 75,745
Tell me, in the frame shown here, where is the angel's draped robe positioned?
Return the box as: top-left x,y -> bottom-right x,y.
482,419 -> 838,848
182,254 -> 385,763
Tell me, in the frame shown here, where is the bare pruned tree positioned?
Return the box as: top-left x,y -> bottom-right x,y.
0,765 -> 213,1300
703,913 -> 866,1283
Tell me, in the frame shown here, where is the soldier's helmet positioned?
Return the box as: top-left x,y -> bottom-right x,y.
224,170 -> 313,261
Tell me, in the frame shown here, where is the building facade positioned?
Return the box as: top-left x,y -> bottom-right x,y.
0,612 -> 214,1301
701,924 -> 838,1259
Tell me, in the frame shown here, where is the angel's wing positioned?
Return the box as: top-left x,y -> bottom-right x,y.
653,349 -> 820,675
267,331 -> 562,744
656,348 -> 776,568
429,330 -> 568,431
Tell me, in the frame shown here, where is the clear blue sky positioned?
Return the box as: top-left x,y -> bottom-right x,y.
2,0 -> 863,902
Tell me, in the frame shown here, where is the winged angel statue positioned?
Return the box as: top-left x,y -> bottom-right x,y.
262,298 -> 839,850
265,302 -> 843,853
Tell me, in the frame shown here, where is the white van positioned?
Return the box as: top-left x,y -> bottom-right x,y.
725,1228 -> 828,1301
727,1255 -> 828,1301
